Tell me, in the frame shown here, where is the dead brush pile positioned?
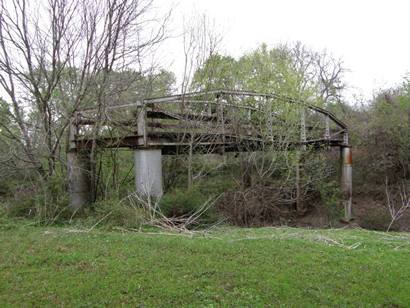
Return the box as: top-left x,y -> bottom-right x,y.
216,185 -> 320,227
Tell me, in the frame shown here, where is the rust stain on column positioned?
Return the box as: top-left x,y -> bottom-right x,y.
341,146 -> 353,221
343,148 -> 353,165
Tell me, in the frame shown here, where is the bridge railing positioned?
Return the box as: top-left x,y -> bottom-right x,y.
70,90 -> 348,150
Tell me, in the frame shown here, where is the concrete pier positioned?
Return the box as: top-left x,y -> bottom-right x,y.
341,146 -> 353,221
67,150 -> 91,210
134,149 -> 163,198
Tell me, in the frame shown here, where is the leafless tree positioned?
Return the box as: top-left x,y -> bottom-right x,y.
73,0 -> 170,199
181,14 -> 222,95
316,51 -> 345,105
385,178 -> 410,231
0,0 -> 79,176
0,0 -> 170,190
179,13 -> 223,188
283,42 -> 345,105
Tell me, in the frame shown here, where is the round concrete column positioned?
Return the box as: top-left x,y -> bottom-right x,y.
67,150 -> 91,210
134,149 -> 163,198
341,146 -> 352,221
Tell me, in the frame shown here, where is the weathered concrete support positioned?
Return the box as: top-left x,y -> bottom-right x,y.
134,149 -> 163,198
67,150 -> 91,210
341,146 -> 353,221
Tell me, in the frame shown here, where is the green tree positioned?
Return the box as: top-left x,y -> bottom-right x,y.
191,54 -> 238,91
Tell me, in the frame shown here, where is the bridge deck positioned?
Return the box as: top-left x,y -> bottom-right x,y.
70,90 -> 349,154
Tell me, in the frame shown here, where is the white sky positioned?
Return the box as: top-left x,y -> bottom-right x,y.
156,0 -> 410,103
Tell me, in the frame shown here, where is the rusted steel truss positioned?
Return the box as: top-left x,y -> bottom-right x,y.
68,89 -> 353,220
70,89 -> 349,153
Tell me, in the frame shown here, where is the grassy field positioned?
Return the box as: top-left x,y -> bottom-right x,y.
1,222 -> 410,307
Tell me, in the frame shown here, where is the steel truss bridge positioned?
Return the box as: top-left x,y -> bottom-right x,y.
68,90 -> 352,220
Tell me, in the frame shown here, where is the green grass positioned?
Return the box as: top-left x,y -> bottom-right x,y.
1,222 -> 410,307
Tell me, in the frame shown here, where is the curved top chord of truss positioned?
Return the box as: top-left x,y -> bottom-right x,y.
143,89 -> 347,130
71,89 -> 349,154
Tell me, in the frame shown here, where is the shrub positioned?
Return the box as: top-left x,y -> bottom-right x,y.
3,174 -> 71,224
359,211 -> 394,231
216,186 -> 291,227
0,203 -> 6,220
94,199 -> 150,229
0,205 -> 14,230
159,187 -> 216,223
317,180 -> 343,221
4,195 -> 36,218
197,175 -> 234,196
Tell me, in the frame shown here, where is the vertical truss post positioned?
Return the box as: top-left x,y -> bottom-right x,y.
324,114 -> 330,140
300,107 -> 307,150
207,101 -> 212,117
296,106 -> 307,214
295,151 -> 304,215
137,101 -> 147,146
267,97 -> 273,142
217,94 -> 225,154
240,153 -> 252,189
343,131 -> 349,145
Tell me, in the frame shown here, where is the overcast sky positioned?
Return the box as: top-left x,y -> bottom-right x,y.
156,0 -> 410,103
